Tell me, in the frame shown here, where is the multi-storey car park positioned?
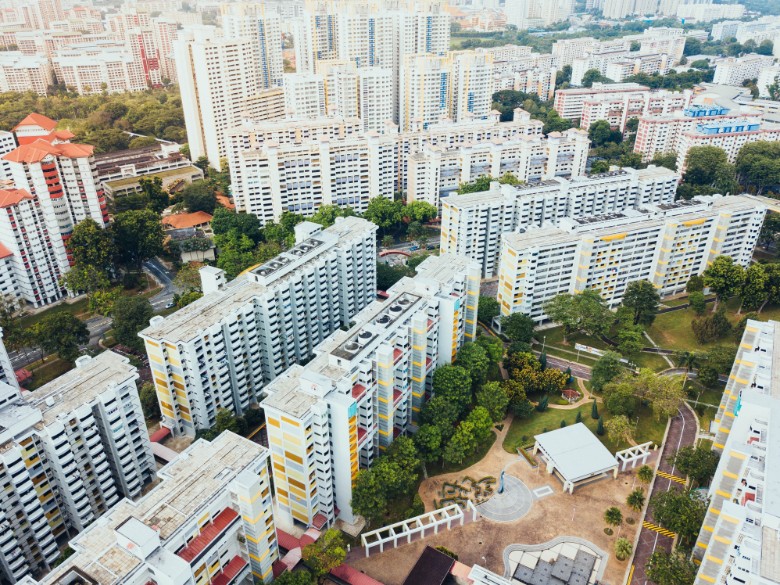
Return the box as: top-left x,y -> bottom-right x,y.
496,195 -> 766,322
440,165 -> 681,278
140,217 -> 378,437
18,432 -> 279,585
693,319 -> 780,585
0,351 -> 155,584
261,254 -> 479,530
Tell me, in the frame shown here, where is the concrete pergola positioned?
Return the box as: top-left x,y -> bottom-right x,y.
533,423 -> 619,494
616,441 -> 654,471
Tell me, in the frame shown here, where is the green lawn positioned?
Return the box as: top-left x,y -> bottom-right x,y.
20,297 -> 90,329
26,356 -> 74,390
429,433 -> 498,475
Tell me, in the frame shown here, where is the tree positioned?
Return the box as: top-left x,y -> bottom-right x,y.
476,381 -> 509,422
376,262 -> 413,290
174,262 -> 203,291
703,255 -> 746,311
670,445 -> 720,487
139,382 -> 160,420
457,176 -> 492,194
112,296 -> 153,351
604,415 -> 633,446
637,465 -> 654,484
112,210 -> 165,269
443,421 -> 478,465
210,208 -> 261,243
575,409 -> 582,423
622,279 -> 660,326
627,488 -> 646,512
591,399 -> 599,420
591,351 -> 623,392
466,406 -> 494,444
686,275 -> 704,293
404,201 -> 438,223
603,378 -> 638,417
420,395 -> 461,440
544,290 -> 612,342
351,469 -> 387,526
581,68 -> 611,87
363,197 -> 403,233
736,141 -> 780,194
588,120 -> 622,147
181,181 -> 217,213
477,335 -> 504,363
692,309 -> 732,344
650,488 -> 708,548
683,146 -> 735,189
649,151 -> 677,170
62,265 -> 112,312
215,231 -> 259,279
604,506 -> 623,527
32,312 -> 89,362
740,263 -> 768,313
645,551 -> 697,585
68,219 -> 115,272
617,325 -> 645,360
590,159 -> 610,174
302,528 -> 347,583
309,204 -> 356,228
646,375 -> 686,421
274,571 -> 314,585
596,416 -> 604,436
455,342 -> 490,385
432,365 -> 473,414
501,312 -> 535,344
688,291 -> 706,314
614,538 -> 632,562
414,424 -> 442,476
139,176 -> 169,214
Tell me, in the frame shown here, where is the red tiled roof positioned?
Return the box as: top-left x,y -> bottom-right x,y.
352,383 -> 366,400
217,194 -> 235,210
3,139 -> 93,164
211,556 -> 248,585
311,513 -> 328,531
272,560 -> 288,578
330,564 -> 385,585
149,426 -> 171,443
393,348 -> 403,362
163,211 -> 213,230
14,113 -> 57,132
300,527 -> 320,547
176,508 -> 238,563
0,188 -> 33,208
562,389 -> 580,399
0,243 -> 11,260
276,528 -> 300,551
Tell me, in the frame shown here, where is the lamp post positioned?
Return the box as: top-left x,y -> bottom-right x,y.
542,335 -> 547,353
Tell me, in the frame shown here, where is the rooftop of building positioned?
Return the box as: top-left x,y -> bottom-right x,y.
31,351 -> 137,427
41,432 -> 267,585
13,112 -> 57,132
3,139 -> 94,163
103,165 -> 202,189
140,216 -> 375,342
534,423 -> 618,483
163,211 -> 213,230
556,82 -> 650,96
0,187 -> 33,207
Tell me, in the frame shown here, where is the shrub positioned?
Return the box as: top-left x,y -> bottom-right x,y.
615,537 -> 632,561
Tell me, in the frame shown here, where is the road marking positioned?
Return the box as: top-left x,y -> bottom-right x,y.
656,470 -> 686,484
642,521 -> 676,538
626,564 -> 634,585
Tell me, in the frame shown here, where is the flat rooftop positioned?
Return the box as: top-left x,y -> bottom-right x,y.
42,432 -> 267,585
535,423 -> 618,483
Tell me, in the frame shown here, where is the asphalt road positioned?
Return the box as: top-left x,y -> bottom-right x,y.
144,258 -> 181,309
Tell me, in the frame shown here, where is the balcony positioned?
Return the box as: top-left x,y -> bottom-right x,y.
352,383 -> 367,402
211,556 -> 249,585
393,348 -> 404,363
176,507 -> 239,564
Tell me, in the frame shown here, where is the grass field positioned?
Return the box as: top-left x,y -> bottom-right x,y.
26,356 -> 74,390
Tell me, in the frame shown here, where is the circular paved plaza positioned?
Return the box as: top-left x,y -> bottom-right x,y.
476,475 -> 533,522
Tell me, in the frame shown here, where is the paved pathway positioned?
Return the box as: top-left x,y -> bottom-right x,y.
630,404 -> 697,585
546,378 -> 601,410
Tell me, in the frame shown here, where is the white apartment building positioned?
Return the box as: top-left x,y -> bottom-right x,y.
221,3 -> 284,89
449,51 -> 495,124
283,72 -> 327,119
552,37 -> 627,68
0,329 -> 16,389
554,82 -> 651,120
174,26 -> 262,170
0,129 -> 16,180
0,52 -> 52,95
497,195 -> 765,321
676,1 -> 745,22
140,218 -> 378,436
714,54 -> 777,87
0,351 -> 155,584
634,101 -> 766,161
504,0 -> 574,30
441,165 -> 680,277
52,42 -> 148,95
580,88 -> 693,132
262,254 -> 479,529
21,432 -> 279,585
571,51 -> 670,86
485,46 -> 557,99
602,0 -> 658,19
406,128 -> 590,208
692,319 -> 780,585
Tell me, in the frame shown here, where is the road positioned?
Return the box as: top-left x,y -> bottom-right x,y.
630,404 -> 698,585
541,353 -> 593,380
143,258 -> 181,310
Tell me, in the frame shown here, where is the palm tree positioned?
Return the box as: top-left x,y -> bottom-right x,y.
614,537 -> 632,561
627,488 -> 645,512
604,506 -> 623,527
675,351 -> 700,392
637,465 -> 654,484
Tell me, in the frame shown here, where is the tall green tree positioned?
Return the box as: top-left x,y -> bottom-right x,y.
274,571 -> 314,585
616,325 -> 645,360
431,365 -> 473,414
308,204 -> 356,228
413,424 -> 442,476
420,395 -> 460,440
650,488 -> 708,548
443,421 -> 478,465
403,201 -> 438,222
454,342 -> 490,385
363,197 -> 403,233
112,210 -> 165,269
67,218 -> 115,273
139,382 -> 160,420
735,141 -> 780,194
669,446 -> 720,487
181,181 -> 217,213
351,469 -> 387,526
139,176 -> 169,213
703,255 -> 746,311
604,415 -> 633,446
544,290 -> 612,342
475,382 -> 509,422
210,208 -> 261,243
302,529 -> 347,583
588,120 -> 622,147
622,279 -> 660,326
32,312 -> 89,362
740,263 -> 768,313
478,296 -> 500,325
112,296 -> 153,351
591,351 -> 623,392
501,312 -> 535,344
645,551 -> 697,585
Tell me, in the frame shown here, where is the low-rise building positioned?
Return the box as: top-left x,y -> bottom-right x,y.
713,54 -> 776,87
496,195 -> 765,321
20,432 -> 279,585
261,254 -> 479,529
440,166 -> 680,277
0,351 -> 155,584
95,143 -> 198,185
140,218 -> 378,436
103,166 -> 204,199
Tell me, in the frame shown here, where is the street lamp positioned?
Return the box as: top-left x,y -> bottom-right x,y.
542,335 -> 547,353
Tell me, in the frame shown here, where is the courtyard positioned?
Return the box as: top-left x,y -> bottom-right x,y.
349,418 -> 652,585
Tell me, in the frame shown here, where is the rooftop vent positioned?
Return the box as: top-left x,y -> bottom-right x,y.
377,315 -> 390,325
389,304 -> 402,313
345,341 -> 360,351
359,330 -> 372,340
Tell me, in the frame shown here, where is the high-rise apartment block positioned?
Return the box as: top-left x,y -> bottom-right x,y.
580,88 -> 693,132
692,319 -> 780,585
140,218 -> 378,436
633,101 -> 779,164
262,254 -> 479,529
496,195 -> 765,321
52,42 -> 149,95
221,3 -> 284,90
0,351 -> 155,584
504,0 -> 574,30
441,165 -> 680,277
21,432 -> 279,585
0,52 -> 52,94
713,54 -> 775,87
554,82 -> 651,120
